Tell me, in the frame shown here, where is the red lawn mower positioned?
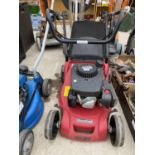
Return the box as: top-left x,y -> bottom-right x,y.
44,8 -> 129,146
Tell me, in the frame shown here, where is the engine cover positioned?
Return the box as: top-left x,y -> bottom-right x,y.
71,64 -> 103,96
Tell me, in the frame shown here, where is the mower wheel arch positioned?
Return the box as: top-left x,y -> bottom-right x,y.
42,79 -> 52,97
19,129 -> 34,155
108,113 -> 125,147
44,109 -> 60,140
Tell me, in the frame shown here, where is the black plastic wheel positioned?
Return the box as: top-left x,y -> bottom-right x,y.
44,109 -> 60,140
19,129 -> 34,155
42,79 -> 52,97
61,65 -> 64,83
109,113 -> 125,146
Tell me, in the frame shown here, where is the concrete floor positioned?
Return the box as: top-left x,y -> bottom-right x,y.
21,31 -> 134,155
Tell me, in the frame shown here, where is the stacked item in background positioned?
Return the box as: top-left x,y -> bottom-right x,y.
94,0 -> 132,20
28,1 -> 42,30
19,0 -> 41,30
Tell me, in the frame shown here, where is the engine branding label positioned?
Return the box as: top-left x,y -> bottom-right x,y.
82,65 -> 93,71
77,118 -> 93,124
64,86 -> 71,97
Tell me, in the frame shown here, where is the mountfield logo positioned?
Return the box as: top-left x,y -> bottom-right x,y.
76,118 -> 93,124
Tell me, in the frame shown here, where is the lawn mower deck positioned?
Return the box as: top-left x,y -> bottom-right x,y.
45,60 -> 121,143
59,60 -> 111,141
19,66 -> 52,131
19,69 -> 44,131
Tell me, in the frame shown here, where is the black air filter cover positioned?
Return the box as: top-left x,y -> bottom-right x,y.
77,64 -> 98,78
71,64 -> 103,96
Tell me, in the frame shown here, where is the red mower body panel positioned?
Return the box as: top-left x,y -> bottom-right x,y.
58,60 -> 111,141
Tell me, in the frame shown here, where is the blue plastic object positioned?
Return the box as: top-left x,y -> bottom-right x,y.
19,72 -> 44,132
19,74 -> 27,88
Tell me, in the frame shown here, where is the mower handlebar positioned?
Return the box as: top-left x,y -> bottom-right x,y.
46,8 -> 128,45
